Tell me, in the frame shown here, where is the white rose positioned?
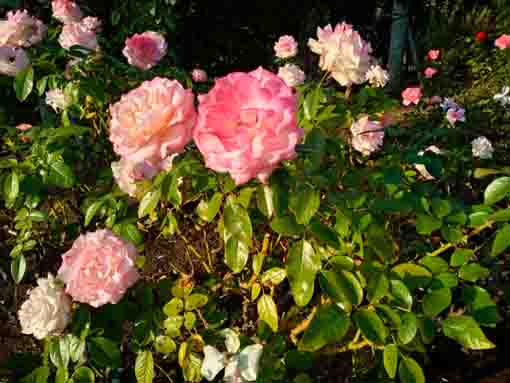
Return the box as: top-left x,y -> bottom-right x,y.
471,136 -> 494,159
45,88 -> 71,111
18,274 -> 72,340
277,64 -> 305,87
365,64 -> 389,87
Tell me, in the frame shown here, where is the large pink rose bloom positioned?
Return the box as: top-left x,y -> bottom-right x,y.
401,87 -> 422,106
0,46 -> 29,76
57,229 -> 140,307
350,116 -> 384,156
194,67 -> 302,185
274,35 -> 298,59
122,31 -> 167,70
109,77 -> 195,168
308,22 -> 372,87
52,0 -> 82,24
0,10 -> 46,47
495,34 -> 510,49
58,17 -> 100,51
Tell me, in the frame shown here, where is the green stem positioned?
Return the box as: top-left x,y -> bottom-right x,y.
155,362 -> 174,383
428,221 -> 494,257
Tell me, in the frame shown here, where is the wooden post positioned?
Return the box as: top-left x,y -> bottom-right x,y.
388,0 -> 410,94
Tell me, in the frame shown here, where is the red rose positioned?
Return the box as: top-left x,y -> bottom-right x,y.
475,31 -> 487,42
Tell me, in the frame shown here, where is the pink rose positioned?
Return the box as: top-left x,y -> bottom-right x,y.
424,67 -> 438,78
0,46 -> 29,76
495,34 -> 510,50
57,229 -> 140,307
122,31 -> 167,70
274,35 -> 298,59
350,115 -> 384,156
192,68 -> 208,83
277,63 -> 305,87
308,22 -> 372,87
446,107 -> 465,126
194,67 -> 303,185
16,123 -> 32,131
58,17 -> 100,51
109,77 -> 195,168
51,0 -> 82,24
428,95 -> 442,105
401,87 -> 422,106
427,49 -> 440,60
111,157 -> 159,197
0,9 -> 46,48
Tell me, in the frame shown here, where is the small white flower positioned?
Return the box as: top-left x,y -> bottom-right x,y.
365,64 -> 389,87
201,329 -> 263,383
494,86 -> 510,106
415,145 -> 443,180
472,136 -> 494,159
45,88 -> 71,111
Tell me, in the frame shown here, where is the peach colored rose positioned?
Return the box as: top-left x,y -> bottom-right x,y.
52,0 -> 82,24
427,49 -> 440,60
58,17 -> 100,51
495,34 -> 510,49
109,77 -> 195,170
57,229 -> 140,307
18,274 -> 72,340
192,68 -> 208,83
274,35 -> 298,59
401,87 -> 422,106
277,63 -> 305,87
16,123 -> 32,131
424,67 -> 438,78
122,31 -> 167,70
0,46 -> 29,76
350,115 -> 384,156
194,67 -> 303,185
0,9 -> 46,48
308,22 -> 372,87
111,157 -> 159,197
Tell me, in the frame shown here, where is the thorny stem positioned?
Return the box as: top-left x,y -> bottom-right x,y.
428,220 -> 494,257
155,362 -> 174,383
290,306 -> 318,345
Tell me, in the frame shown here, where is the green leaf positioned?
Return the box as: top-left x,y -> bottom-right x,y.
116,222 -> 144,246
418,317 -> 436,344
422,288 -> 452,317
484,177 -> 510,205
392,263 -> 432,290
389,279 -> 413,310
236,187 -> 255,208
11,255 -> 26,284
184,311 -> 197,330
154,335 -> 176,354
182,352 -> 202,382
319,270 -> 363,310
270,215 -> 305,236
416,214 -> 442,235
258,294 -> 279,332
289,185 -> 320,225
330,255 -> 354,271
462,286 -> 499,327
196,192 -> 223,222
68,335 -> 85,363
224,198 -> 252,245
376,304 -> 402,327
442,315 -> 495,350
430,272 -> 458,289
383,344 -> 399,379
49,337 -> 70,369
398,312 -> 418,344
3,171 -> 19,205
367,272 -> 389,304
138,189 -> 161,218
84,200 -> 104,226
71,367 -> 95,383
225,236 -> 249,273
450,249 -> 475,267
459,263 -> 490,282
490,208 -> 510,222
491,224 -> 510,257
287,240 -> 321,307
55,367 -> 68,383
398,356 -> 425,383
135,350 -> 154,383
163,297 -> 184,316
419,256 -> 448,275
21,366 -> 50,383
165,174 -> 182,206
257,185 -> 274,218
14,66 -> 34,102
353,309 -> 388,345
87,337 -> 121,368
261,267 -> 287,285
299,304 -> 351,352
184,294 -> 208,310
432,199 -> 451,218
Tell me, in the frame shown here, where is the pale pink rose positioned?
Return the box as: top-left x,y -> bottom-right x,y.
401,87 -> 422,106
18,274 -> 71,340
46,88 -> 71,111
58,17 -> 100,51
111,157 -> 159,196
0,10 -> 46,48
428,95 -> 442,105
274,35 -> 298,59
446,107 -> 465,126
308,22 -> 372,87
427,49 -> 440,60
52,0 -> 82,24
424,67 -> 438,78
350,115 -> 384,156
109,77 -> 195,168
16,123 -> 32,131
194,67 -> 303,185
192,68 -> 208,83
57,229 -> 140,307
0,46 -> 29,76
365,64 -> 389,87
277,63 -> 305,87
495,34 -> 510,49
122,31 -> 167,70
